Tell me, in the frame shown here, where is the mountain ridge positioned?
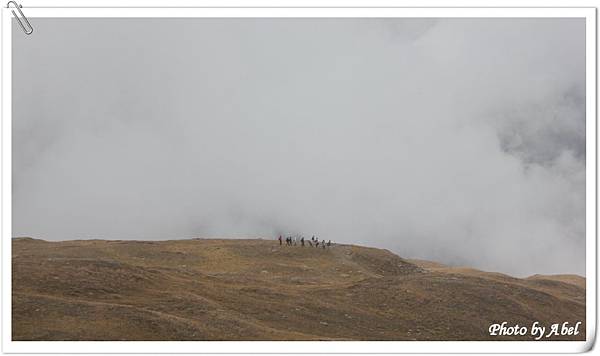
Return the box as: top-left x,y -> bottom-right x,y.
12,237 -> 586,341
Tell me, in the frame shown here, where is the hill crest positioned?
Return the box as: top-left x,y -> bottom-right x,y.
12,238 -> 586,341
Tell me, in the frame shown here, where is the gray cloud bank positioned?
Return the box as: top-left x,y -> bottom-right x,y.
12,18 -> 585,277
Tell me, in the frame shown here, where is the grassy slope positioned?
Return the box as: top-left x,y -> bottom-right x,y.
12,238 -> 585,341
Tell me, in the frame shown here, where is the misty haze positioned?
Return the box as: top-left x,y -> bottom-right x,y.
12,18 -> 585,279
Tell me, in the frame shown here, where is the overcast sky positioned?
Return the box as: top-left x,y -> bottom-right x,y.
12,18 -> 585,277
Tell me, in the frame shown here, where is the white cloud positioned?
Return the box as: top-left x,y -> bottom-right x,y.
12,18 -> 585,276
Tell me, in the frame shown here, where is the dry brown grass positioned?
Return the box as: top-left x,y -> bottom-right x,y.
12,238 -> 585,341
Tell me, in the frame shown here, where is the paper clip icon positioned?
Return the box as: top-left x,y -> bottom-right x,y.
7,1 -> 33,35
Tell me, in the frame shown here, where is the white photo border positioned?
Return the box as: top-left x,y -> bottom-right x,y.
1,6 -> 596,354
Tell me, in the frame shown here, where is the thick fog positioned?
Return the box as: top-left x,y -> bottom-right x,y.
12,18 -> 585,277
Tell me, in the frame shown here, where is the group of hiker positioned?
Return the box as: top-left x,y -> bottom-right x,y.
278,235 -> 332,249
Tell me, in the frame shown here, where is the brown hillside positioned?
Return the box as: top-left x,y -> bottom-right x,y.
12,238 -> 585,341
